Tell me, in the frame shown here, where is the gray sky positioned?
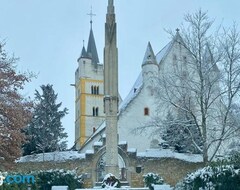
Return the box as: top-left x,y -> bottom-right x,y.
1,0 -> 240,148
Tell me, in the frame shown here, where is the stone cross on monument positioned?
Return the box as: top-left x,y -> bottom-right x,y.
104,0 -> 119,176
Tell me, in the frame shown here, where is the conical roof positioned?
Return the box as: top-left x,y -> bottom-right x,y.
80,45 -> 88,58
87,28 -> 99,65
142,42 -> 158,66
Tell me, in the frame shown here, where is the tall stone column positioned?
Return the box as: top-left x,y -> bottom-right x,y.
104,0 -> 119,177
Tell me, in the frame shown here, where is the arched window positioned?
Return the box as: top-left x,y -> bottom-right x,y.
96,107 -> 99,116
93,107 -> 96,116
94,86 -> 97,94
91,86 -> 94,94
96,86 -> 99,95
144,107 -> 149,116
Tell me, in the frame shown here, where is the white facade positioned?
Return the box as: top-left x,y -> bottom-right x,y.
79,34 -> 191,152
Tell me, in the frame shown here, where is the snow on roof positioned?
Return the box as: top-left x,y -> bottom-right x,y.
137,149 -> 203,163
80,40 -> 173,150
156,41 -> 173,64
119,72 -> 143,113
80,121 -> 106,148
85,149 -> 94,154
94,141 -> 103,146
119,141 -> 127,145
128,148 -> 137,153
16,151 -> 85,163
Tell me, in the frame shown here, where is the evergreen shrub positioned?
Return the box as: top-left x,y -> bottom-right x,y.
143,173 -> 164,190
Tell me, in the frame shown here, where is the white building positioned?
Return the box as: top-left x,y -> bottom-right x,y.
74,22 -> 190,152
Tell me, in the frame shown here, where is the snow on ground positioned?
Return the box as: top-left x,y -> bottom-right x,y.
137,149 -> 203,163
16,151 -> 85,163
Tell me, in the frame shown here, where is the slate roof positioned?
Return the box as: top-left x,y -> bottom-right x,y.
80,45 -> 88,58
87,28 -> 100,65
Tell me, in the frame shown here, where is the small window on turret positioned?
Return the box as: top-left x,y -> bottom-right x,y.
144,107 -> 149,116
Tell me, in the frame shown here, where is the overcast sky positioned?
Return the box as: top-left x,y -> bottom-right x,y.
1,0 -> 240,148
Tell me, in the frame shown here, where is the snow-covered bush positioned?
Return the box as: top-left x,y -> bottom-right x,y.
36,169 -> 83,190
102,173 -> 121,188
143,173 -> 164,190
175,164 -> 240,190
228,151 -> 240,169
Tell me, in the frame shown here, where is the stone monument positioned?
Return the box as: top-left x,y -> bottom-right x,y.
104,0 -> 119,177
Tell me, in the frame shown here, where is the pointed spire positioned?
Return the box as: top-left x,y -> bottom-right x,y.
80,43 -> 87,58
77,41 -> 88,62
85,7 -> 99,65
87,27 -> 99,65
142,42 -> 158,66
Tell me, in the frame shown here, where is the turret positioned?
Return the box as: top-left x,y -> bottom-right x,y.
142,42 -> 159,86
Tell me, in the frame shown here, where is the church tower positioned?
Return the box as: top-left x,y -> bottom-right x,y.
74,15 -> 104,149
104,0 -> 119,176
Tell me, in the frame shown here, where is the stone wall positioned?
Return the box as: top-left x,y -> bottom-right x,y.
14,152 -> 203,188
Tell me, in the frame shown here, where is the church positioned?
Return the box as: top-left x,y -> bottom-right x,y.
74,1 -> 189,153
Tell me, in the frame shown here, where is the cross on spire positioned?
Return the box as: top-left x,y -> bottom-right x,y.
87,6 -> 96,28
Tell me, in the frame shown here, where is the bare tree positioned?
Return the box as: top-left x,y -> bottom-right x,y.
0,41 -> 33,168
155,10 -> 240,164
